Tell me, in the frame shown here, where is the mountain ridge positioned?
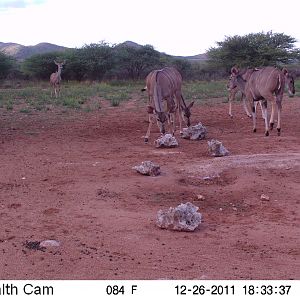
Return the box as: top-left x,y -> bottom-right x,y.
0,40 -> 207,61
0,42 -> 69,60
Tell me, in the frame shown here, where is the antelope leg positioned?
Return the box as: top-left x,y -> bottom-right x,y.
144,114 -> 153,143
242,95 -> 251,118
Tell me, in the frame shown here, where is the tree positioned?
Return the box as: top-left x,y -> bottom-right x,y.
169,58 -> 192,79
62,49 -> 86,81
0,52 -> 15,79
207,31 -> 300,71
113,44 -> 161,79
77,42 -> 114,81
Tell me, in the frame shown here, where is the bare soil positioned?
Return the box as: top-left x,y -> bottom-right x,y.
0,96 -> 299,280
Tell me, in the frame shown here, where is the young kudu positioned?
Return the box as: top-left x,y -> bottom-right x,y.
50,60 -> 65,98
228,66 -> 295,136
142,67 -> 194,143
227,68 -> 264,118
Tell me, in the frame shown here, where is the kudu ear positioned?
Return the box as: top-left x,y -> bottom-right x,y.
231,66 -> 239,75
282,68 -> 288,76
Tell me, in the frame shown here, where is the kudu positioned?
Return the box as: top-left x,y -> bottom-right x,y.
50,60 -> 65,98
227,68 -> 264,118
142,67 -> 194,143
229,66 -> 295,136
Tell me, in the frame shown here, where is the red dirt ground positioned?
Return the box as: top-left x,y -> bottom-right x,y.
0,96 -> 299,280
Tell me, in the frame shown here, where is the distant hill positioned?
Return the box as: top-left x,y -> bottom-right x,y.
119,40 -> 208,62
0,42 -> 68,60
179,53 -> 208,61
118,41 -> 143,49
0,40 -> 208,62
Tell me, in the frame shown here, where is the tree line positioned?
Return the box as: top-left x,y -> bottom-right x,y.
1,32 -> 299,82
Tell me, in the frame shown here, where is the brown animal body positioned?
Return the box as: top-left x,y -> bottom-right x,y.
50,60 -> 65,98
229,66 -> 295,136
227,68 -> 264,118
142,67 -> 194,143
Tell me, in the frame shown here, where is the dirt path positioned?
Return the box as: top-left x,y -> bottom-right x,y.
0,96 -> 299,279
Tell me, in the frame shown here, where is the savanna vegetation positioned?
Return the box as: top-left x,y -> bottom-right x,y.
207,31 -> 300,71
0,32 -> 300,112
0,79 -> 235,112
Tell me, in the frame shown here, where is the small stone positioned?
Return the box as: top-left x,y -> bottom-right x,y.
197,194 -> 205,200
260,194 -> 270,201
39,240 -> 61,247
156,202 -> 202,231
208,139 -> 230,157
182,123 -> 207,140
154,134 -> 178,148
133,161 -> 161,176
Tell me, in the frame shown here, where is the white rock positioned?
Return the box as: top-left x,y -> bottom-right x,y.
197,194 -> 205,200
182,123 -> 207,140
133,161 -> 161,176
154,134 -> 178,148
260,194 -> 270,201
39,240 -> 61,247
156,202 -> 202,231
208,139 -> 230,157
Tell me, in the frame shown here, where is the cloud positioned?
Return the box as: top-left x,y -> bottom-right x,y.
0,0 -> 45,10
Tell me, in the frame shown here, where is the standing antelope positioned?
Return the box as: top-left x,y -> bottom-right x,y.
142,67 -> 194,143
50,60 -> 65,98
228,66 -> 295,136
227,68 -> 264,118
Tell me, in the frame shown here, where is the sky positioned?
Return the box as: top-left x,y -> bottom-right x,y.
0,0 -> 299,56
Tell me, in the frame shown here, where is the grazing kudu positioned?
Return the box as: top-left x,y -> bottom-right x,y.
142,67 -> 194,143
50,60 -> 65,98
227,68 -> 263,118
229,66 -> 295,136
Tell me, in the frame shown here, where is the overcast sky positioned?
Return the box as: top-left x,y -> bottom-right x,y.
0,0 -> 299,56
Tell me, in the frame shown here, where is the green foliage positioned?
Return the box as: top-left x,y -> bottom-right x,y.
112,44 -> 161,79
3,78 -> 299,113
170,59 -> 193,79
0,79 -> 234,112
62,49 -> 86,81
0,52 -> 15,79
0,81 -> 144,111
183,80 -> 228,101
22,52 -> 65,79
77,42 -> 114,80
6,100 -> 14,110
207,31 -> 300,71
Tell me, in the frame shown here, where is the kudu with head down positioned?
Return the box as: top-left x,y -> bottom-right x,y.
142,67 -> 194,143
228,66 -> 295,136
